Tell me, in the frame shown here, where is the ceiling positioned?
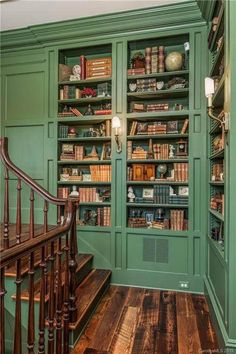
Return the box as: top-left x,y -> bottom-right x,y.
0,0 -> 188,32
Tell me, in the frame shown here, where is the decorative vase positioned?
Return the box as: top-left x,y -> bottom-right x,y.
165,51 -> 183,72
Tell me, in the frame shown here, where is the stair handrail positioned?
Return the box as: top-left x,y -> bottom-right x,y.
0,137 -> 66,206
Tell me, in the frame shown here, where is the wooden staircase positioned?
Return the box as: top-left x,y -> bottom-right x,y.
8,250 -> 111,347
0,137 -> 112,353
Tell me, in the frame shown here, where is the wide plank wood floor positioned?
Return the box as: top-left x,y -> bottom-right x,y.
72,285 -> 219,354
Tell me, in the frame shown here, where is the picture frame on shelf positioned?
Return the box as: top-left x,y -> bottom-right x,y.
101,142 -> 111,160
142,188 -> 154,201
178,186 -> 189,196
145,212 -> 154,224
137,122 -> 148,135
167,121 -> 178,134
82,174 -> 92,182
72,168 -> 79,176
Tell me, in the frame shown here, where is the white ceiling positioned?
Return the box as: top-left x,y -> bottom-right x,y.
0,0 -> 188,32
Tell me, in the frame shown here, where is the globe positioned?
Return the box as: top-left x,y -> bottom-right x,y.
157,164 -> 167,179
165,51 -> 183,72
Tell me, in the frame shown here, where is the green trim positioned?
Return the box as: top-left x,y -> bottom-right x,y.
0,1 -> 204,51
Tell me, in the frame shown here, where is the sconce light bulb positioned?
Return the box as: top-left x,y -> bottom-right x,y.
205,77 -> 215,98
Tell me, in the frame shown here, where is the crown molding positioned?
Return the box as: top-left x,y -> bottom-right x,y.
0,1 -> 205,52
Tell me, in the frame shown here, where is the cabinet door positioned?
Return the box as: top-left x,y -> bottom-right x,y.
133,164 -> 144,180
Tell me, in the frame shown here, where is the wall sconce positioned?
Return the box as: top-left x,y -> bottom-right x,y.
112,116 -> 122,153
204,77 -> 229,131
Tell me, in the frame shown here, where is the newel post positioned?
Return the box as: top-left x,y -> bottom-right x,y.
68,198 -> 79,323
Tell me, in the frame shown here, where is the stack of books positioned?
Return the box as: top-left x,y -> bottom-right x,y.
148,123 -> 167,135
169,195 -> 188,205
128,218 -> 146,228
136,78 -> 156,92
60,144 -> 75,160
58,187 -> 69,198
131,146 -> 147,159
146,103 -> 169,112
127,68 -> 146,76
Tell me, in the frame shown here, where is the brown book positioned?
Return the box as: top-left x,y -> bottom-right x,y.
181,119 -> 189,134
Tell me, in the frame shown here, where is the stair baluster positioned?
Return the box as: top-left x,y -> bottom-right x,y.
0,268 -> 6,354
69,202 -> 78,323
48,241 -> 55,354
27,252 -> 35,354
38,246 -> 47,354
56,238 -> 63,353
63,233 -> 70,354
13,259 -> 22,354
4,168 -> 9,250
28,190 -> 35,354
16,179 -> 22,244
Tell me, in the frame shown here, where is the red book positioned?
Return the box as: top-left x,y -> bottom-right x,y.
80,55 -> 87,80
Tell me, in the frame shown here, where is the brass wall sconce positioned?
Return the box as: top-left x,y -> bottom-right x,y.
112,116 -> 122,153
204,77 -> 229,131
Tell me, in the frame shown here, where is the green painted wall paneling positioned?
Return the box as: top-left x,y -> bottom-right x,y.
1,1 -> 235,350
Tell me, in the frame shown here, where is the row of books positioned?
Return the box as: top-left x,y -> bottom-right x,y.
210,192 -> 224,215
173,163 -> 189,182
90,165 -> 111,182
170,210 -> 187,231
129,119 -> 189,136
59,85 -> 79,100
79,187 -> 98,202
97,207 -> 111,226
212,162 -> 224,181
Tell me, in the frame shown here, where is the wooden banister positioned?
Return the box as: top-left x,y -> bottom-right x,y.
0,137 -> 65,206
0,137 -> 80,353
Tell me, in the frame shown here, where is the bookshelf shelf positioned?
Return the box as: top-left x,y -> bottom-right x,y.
127,133 -> 188,140
127,88 -> 189,100
58,160 -> 111,165
210,149 -> 224,160
126,111 -> 189,119
210,41 -> 224,77
127,70 -> 189,80
208,235 -> 224,260
58,181 -> 111,185
212,73 -> 225,107
127,158 -> 188,164
127,181 -> 188,185
79,202 -> 111,206
58,96 -> 111,104
59,77 -> 112,85
58,137 -> 111,142
209,181 -> 224,186
57,116 -> 112,123
209,208 -> 224,222
127,202 -> 188,208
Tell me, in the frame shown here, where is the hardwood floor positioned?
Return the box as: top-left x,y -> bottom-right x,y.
72,285 -> 219,354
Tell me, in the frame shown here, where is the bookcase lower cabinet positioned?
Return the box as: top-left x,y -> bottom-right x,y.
57,117 -> 112,227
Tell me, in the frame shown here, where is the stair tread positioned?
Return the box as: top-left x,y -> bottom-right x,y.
70,269 -> 111,330
11,254 -> 93,302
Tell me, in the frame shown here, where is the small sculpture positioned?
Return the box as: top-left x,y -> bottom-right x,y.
84,104 -> 94,116
169,145 -> 175,158
69,185 -> 79,197
128,187 -> 135,203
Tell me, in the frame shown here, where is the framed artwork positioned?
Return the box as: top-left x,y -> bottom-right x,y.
137,122 -> 148,135
142,188 -> 154,200
178,186 -> 189,196
72,168 -> 79,176
167,120 -> 178,134
145,213 -> 154,223
101,143 -> 111,160
82,174 -> 92,181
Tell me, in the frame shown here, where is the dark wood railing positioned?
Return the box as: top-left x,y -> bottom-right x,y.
0,137 -> 79,354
